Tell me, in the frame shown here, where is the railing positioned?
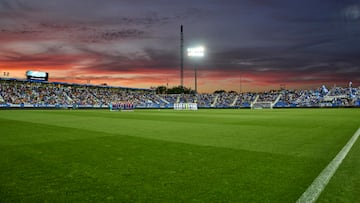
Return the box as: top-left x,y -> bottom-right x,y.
250,95 -> 259,109
230,95 -> 238,107
211,95 -> 219,107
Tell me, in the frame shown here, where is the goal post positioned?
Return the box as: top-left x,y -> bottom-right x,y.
251,102 -> 273,109
174,102 -> 198,110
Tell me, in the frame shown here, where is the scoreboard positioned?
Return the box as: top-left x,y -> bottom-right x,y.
26,71 -> 49,81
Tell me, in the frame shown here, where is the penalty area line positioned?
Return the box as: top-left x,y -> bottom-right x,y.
296,127 -> 360,203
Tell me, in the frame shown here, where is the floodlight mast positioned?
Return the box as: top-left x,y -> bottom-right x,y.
187,46 -> 205,94
195,65 -> 197,94
180,25 -> 184,87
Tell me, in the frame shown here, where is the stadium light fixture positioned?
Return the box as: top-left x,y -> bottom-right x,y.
187,46 -> 205,57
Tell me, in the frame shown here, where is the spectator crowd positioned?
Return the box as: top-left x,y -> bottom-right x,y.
1,78 -> 359,108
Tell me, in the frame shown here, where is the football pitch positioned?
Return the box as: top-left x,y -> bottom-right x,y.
0,108 -> 359,202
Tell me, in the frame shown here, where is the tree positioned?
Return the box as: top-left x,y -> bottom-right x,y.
155,85 -> 195,94
156,86 -> 167,94
214,89 -> 226,94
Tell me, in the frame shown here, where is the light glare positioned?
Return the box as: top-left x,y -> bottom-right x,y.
187,46 -> 205,57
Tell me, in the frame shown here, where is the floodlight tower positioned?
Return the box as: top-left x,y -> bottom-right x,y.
180,25 -> 184,87
187,46 -> 205,94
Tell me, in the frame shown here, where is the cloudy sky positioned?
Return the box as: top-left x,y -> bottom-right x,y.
0,0 -> 359,92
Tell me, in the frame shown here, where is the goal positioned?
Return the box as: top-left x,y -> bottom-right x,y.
174,103 -> 198,110
251,102 -> 273,109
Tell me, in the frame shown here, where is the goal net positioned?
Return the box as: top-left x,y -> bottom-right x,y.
251,102 -> 273,109
174,103 -> 198,110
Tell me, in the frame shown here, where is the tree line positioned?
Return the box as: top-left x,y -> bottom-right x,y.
153,85 -> 238,94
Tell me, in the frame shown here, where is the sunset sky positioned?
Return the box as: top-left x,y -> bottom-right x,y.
0,0 -> 359,92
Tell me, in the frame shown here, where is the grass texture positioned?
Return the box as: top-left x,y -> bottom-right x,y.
0,109 -> 359,202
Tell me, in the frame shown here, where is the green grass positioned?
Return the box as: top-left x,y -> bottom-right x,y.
0,109 -> 359,202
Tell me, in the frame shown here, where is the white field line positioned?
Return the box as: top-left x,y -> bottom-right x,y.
297,127 -> 360,203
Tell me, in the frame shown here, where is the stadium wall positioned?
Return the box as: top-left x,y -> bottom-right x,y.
1,103 -> 359,110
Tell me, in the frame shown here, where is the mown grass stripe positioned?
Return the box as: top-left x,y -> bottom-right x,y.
297,127 -> 360,203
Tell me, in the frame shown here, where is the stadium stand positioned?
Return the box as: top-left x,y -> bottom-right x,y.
0,78 -> 359,109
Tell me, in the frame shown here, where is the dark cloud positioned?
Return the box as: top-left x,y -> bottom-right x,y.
71,46 -> 178,74
0,0 -> 31,11
0,0 -> 359,91
114,15 -> 172,26
0,53 -> 81,67
244,0 -> 284,8
89,29 -> 146,42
